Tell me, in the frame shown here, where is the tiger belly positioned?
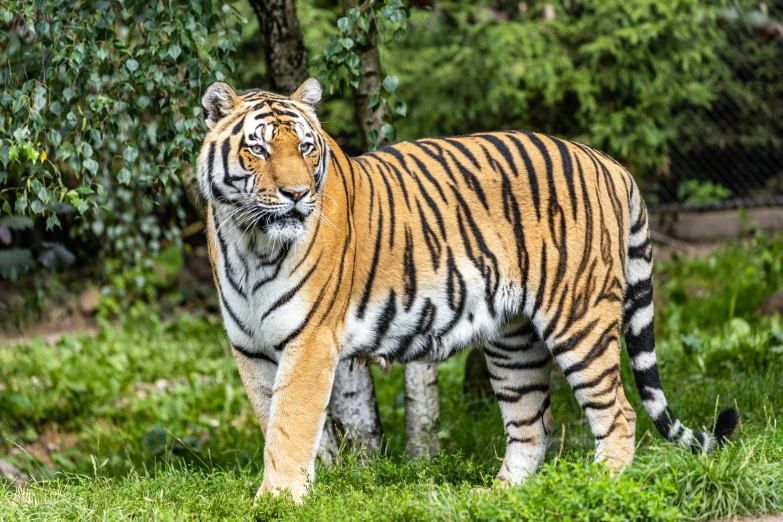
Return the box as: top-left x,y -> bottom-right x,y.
341,260 -> 525,363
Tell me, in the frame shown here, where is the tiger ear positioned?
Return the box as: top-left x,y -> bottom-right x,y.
290,77 -> 322,109
202,82 -> 237,129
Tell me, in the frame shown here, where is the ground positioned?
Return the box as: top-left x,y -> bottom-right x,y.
1,234 -> 783,521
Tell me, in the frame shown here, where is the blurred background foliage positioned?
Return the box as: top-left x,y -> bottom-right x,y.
1,0 -> 782,311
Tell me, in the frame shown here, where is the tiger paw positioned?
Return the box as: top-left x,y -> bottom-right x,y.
253,481 -> 306,506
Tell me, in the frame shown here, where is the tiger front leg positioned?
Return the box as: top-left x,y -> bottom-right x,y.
233,348 -> 277,438
256,332 -> 340,504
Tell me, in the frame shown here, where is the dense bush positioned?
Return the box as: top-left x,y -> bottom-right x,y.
0,0 -> 240,279
387,0 -> 728,177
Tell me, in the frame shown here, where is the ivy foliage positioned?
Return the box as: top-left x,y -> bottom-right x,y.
0,0 -> 240,278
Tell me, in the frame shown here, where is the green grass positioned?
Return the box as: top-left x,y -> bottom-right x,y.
2,234 -> 783,520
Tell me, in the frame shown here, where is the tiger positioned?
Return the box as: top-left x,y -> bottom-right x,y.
198,77 -> 739,503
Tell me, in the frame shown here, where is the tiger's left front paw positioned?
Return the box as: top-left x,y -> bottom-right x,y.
253,479 -> 308,505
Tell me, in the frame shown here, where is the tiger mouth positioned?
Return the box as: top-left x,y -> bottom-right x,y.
260,210 -> 306,229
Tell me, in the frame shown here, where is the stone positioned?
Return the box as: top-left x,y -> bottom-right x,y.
0,458 -> 29,484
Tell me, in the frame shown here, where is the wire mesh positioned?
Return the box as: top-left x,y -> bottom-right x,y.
646,3 -> 783,213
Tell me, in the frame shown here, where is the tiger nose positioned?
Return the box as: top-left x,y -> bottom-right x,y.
280,187 -> 310,202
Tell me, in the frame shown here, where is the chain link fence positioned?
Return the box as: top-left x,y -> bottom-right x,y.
646,2 -> 783,213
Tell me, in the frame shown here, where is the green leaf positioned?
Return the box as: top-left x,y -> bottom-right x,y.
50,101 -> 63,116
337,16 -> 351,34
367,128 -> 379,144
84,158 -> 99,174
117,169 -> 131,184
80,142 -> 93,158
381,123 -> 395,141
346,52 -> 361,74
0,249 -> 34,280
48,130 -> 62,147
125,58 -> 139,73
382,75 -> 399,93
0,216 -> 33,230
39,241 -> 75,271
394,100 -> 407,117
14,198 -> 28,213
168,45 -> 182,60
123,147 -> 139,163
389,9 -> 405,24
357,15 -> 370,33
63,88 -> 76,102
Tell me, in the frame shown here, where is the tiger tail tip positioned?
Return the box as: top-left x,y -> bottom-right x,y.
713,407 -> 740,448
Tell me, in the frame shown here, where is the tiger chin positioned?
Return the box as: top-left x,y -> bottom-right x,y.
198,77 -> 739,504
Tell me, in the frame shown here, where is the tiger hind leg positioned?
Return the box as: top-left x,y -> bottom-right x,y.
484,319 -> 553,485
551,310 -> 636,467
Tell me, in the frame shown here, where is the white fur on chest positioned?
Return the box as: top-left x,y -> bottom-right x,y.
213,226 -> 308,358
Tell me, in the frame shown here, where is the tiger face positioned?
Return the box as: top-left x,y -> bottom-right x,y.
197,78 -> 330,243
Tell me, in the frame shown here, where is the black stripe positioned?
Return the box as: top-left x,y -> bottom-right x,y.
374,290 -> 397,343
505,132 -> 541,220
218,286 -> 253,337
492,357 -> 551,370
232,345 -> 277,365
416,200 -> 442,272
521,132 -> 557,209
260,254 -> 321,321
402,227 -> 417,312
378,166 -> 397,249
551,317 -> 600,356
356,203 -> 384,319
273,273 -> 334,351
231,115 -> 246,135
562,321 -> 619,376
384,147 -> 447,236
495,383 -> 549,403
505,396 -> 551,426
550,136 -> 578,220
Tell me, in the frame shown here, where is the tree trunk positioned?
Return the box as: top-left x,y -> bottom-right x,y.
462,348 -> 494,400
341,0 -> 391,151
248,0 -> 383,458
247,0 -> 308,94
403,362 -> 440,458
330,360 -> 384,455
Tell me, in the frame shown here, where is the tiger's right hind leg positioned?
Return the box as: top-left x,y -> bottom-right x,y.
483,318 -> 553,485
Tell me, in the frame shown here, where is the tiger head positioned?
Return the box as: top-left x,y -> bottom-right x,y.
198,78 -> 330,243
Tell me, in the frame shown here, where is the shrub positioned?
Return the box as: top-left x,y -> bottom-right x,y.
0,0 -> 240,278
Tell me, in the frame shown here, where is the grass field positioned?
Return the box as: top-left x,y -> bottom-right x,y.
2,234 -> 783,521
